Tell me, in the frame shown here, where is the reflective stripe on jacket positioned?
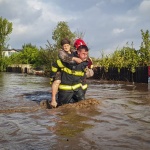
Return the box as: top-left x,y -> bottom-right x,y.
59,83 -> 88,91
52,59 -> 84,76
82,84 -> 88,90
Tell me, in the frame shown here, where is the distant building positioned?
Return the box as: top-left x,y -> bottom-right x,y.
2,48 -> 22,57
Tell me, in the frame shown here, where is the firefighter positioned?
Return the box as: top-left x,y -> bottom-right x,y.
74,38 -> 94,77
57,45 -> 90,106
50,39 -> 92,107
50,38 -> 83,108
73,39 -> 94,94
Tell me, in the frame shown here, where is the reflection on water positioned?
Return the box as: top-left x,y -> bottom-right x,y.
0,72 -> 150,150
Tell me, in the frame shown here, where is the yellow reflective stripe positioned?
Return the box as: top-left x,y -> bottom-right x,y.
82,84 -> 88,90
62,67 -> 84,76
59,83 -> 82,90
72,70 -> 84,76
57,59 -> 64,68
61,67 -> 72,74
52,66 -> 58,72
49,78 -> 53,85
57,59 -> 84,76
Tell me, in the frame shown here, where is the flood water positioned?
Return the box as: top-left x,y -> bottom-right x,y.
0,72 -> 150,150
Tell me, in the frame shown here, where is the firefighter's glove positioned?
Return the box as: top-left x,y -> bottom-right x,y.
87,57 -> 93,69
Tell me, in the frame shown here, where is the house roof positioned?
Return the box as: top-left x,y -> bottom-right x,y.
2,48 -> 22,52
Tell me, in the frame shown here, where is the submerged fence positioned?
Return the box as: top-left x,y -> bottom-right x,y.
6,65 -> 44,76
6,65 -> 150,83
6,66 -> 26,73
93,66 -> 149,83
6,64 -> 31,73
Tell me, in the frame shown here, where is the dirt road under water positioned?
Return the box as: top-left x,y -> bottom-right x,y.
0,73 -> 150,150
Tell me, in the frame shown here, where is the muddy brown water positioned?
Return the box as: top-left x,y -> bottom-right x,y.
0,72 -> 150,150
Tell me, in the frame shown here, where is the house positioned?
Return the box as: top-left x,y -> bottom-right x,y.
2,48 -> 22,57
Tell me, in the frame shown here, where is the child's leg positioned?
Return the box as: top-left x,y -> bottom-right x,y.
52,79 -> 61,101
50,79 -> 61,107
50,72 -> 61,108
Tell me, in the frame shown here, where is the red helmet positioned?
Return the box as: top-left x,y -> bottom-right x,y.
74,39 -> 87,49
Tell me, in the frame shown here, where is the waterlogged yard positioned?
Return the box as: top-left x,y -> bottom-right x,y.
0,72 -> 150,150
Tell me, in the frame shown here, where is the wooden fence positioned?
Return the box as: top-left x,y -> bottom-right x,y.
93,66 -> 149,83
6,65 -> 150,83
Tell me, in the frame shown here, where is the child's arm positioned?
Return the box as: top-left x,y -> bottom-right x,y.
58,50 -> 82,64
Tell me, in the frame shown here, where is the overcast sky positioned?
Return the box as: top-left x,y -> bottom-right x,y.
0,0 -> 150,58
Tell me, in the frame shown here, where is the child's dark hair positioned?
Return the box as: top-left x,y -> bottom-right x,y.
77,45 -> 89,51
61,38 -> 70,46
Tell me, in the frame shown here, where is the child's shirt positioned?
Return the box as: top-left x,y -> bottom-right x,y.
58,49 -> 76,64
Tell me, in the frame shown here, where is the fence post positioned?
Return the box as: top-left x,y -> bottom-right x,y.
148,66 -> 150,90
148,66 -> 150,83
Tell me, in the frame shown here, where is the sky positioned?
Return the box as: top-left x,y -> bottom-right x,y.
0,0 -> 150,58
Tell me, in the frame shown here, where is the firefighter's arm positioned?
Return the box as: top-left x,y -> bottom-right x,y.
72,57 -> 83,64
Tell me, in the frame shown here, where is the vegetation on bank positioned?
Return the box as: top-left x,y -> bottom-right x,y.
92,29 -> 150,73
0,17 -> 13,71
0,17 -> 150,73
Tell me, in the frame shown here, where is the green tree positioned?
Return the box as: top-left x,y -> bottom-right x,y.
9,52 -> 22,64
39,41 -> 58,72
52,21 -> 76,49
95,42 -> 140,73
110,50 -> 124,72
0,17 -> 13,71
1,56 -> 11,71
118,44 -> 139,73
139,30 -> 150,66
9,43 -> 40,65
20,43 -> 39,64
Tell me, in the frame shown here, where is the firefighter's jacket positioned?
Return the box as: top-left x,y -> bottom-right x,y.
51,57 -> 88,90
